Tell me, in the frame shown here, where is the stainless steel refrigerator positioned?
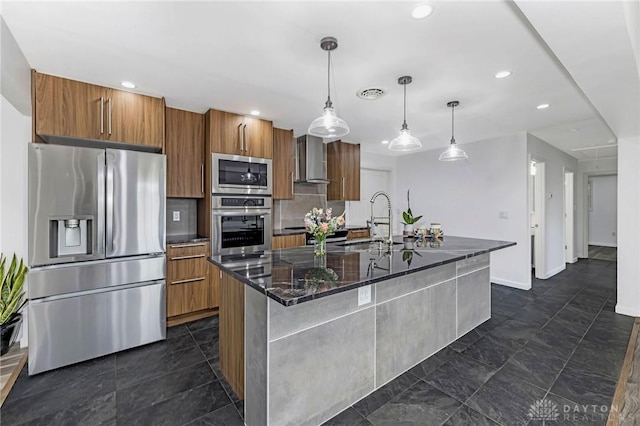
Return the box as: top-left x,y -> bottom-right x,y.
28,143 -> 166,375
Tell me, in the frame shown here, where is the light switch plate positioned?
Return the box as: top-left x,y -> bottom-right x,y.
499,211 -> 509,219
358,285 -> 371,306
172,211 -> 180,222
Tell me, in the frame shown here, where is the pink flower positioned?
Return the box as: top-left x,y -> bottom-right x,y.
337,216 -> 345,227
320,223 -> 329,233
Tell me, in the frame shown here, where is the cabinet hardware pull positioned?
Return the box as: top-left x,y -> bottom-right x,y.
201,164 -> 204,194
100,97 -> 104,134
170,242 -> 207,248
170,277 -> 206,285
107,98 -> 112,135
237,123 -> 243,151
290,171 -> 294,196
342,177 -> 345,199
170,254 -> 206,260
243,124 -> 248,152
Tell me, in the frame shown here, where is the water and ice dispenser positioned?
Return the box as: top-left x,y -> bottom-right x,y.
49,217 -> 93,257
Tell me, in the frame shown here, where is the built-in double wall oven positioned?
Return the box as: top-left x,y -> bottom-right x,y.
211,153 -> 272,255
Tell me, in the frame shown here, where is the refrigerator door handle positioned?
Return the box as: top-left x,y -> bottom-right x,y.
96,152 -> 106,256
106,154 -> 114,255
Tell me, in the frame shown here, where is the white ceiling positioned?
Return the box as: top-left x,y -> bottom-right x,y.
3,1 -> 638,159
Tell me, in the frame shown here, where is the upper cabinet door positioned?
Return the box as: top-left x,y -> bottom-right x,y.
33,72 -> 165,149
327,141 -> 361,201
273,128 -> 294,200
34,73 -> 104,140
105,88 -> 164,149
207,109 -> 273,158
166,107 -> 205,198
243,116 -> 273,159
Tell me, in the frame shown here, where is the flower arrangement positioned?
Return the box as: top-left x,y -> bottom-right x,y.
304,207 -> 345,256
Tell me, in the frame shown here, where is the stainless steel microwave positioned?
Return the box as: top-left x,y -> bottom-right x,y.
211,153 -> 272,195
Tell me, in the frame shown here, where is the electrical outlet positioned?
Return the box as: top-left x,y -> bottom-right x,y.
499,211 -> 509,219
172,211 -> 181,222
358,285 -> 371,306
612,231 -> 616,237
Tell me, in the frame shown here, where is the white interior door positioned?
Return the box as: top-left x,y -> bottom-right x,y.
532,161 -> 547,279
347,168 -> 390,235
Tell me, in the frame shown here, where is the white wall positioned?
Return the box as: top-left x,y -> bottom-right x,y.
617,137 -> 640,317
588,175 -> 617,247
527,134 -> 579,278
395,133 -> 530,289
1,15 -> 32,347
576,157 -> 618,257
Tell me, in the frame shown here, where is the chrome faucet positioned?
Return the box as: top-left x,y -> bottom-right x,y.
369,191 -> 393,245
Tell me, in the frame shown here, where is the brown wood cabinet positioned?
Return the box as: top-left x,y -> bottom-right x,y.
347,229 -> 370,240
272,233 -> 306,249
165,107 -> 205,198
273,128 -> 295,200
205,109 -> 273,158
210,264 -> 220,309
32,71 -> 164,149
166,242 -> 210,317
327,141 -> 361,201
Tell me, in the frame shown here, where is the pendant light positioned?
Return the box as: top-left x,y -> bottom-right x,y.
439,100 -> 468,161
388,76 -> 422,152
308,36 -> 350,139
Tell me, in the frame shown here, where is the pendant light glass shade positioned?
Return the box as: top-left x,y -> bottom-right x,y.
308,37 -> 349,139
308,106 -> 350,138
388,76 -> 422,152
439,100 -> 468,161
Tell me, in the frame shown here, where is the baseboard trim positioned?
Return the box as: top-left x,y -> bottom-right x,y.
491,277 -> 531,290
588,242 -> 618,248
545,264 -> 566,278
615,304 -> 640,317
571,257 -> 578,263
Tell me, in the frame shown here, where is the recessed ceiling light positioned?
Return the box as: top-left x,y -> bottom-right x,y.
537,103 -> 550,109
250,110 -> 260,116
120,81 -> 136,89
494,70 -> 512,79
381,140 -> 389,145
411,4 -> 434,19
569,128 -> 579,132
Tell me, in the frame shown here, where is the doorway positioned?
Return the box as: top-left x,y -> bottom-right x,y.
530,159 -> 546,279
564,170 -> 575,263
587,174 -> 618,261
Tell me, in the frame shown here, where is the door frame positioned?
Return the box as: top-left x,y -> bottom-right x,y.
529,157 -> 547,279
581,171 -> 618,257
563,168 -> 576,263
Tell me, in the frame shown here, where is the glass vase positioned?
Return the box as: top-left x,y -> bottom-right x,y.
314,235 -> 327,256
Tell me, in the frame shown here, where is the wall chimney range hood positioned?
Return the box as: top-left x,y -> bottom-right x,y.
295,135 -> 329,184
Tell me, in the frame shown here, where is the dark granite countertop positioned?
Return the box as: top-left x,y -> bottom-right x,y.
166,234 -> 210,244
209,235 -> 515,307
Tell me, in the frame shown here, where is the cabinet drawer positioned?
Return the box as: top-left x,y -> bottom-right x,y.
167,276 -> 209,317
167,242 -> 208,259
347,230 -> 370,240
167,257 -> 208,284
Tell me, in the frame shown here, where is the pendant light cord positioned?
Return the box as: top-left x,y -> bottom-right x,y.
403,83 -> 407,127
450,103 -> 456,144
326,50 -> 332,108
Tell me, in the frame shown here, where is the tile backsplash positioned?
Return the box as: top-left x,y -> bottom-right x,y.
273,184 -> 348,229
166,198 -> 198,236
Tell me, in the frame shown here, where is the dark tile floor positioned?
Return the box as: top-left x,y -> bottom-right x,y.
588,245 -> 617,262
1,258 -> 632,426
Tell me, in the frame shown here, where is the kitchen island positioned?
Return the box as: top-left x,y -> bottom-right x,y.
210,235 -> 515,426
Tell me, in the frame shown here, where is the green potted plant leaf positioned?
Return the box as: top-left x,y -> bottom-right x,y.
401,190 -> 422,235
0,253 -> 28,356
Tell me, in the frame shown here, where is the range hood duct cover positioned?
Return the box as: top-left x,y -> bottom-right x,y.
296,135 -> 329,184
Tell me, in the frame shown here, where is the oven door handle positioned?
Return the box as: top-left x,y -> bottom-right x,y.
212,210 -> 271,217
